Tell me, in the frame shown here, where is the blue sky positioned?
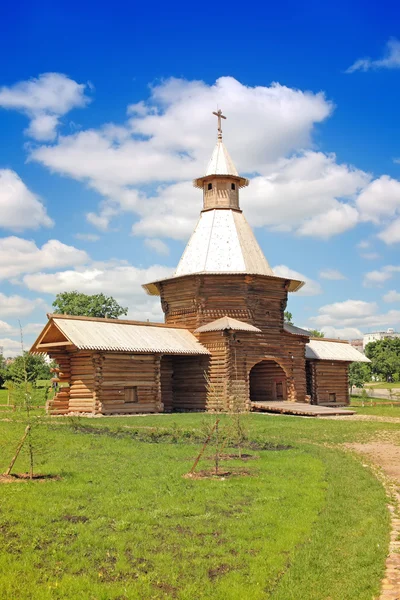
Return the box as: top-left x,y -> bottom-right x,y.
1,0 -> 400,355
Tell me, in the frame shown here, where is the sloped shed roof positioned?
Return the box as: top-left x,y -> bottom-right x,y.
195,316 -> 261,333
305,340 -> 370,363
31,315 -> 209,355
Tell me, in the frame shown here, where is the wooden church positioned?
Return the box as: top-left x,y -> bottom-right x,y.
31,111 -> 368,415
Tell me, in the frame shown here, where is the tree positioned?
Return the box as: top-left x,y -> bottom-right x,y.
4,353 -> 51,383
52,291 -> 128,319
308,329 -> 325,338
365,338 -> 400,382
348,362 -> 371,389
284,311 -> 293,324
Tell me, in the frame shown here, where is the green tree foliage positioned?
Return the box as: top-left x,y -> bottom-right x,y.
284,311 -> 293,324
348,362 -> 371,389
365,338 -> 400,382
308,329 -> 325,338
4,353 -> 51,383
0,354 -> 6,387
52,291 -> 128,319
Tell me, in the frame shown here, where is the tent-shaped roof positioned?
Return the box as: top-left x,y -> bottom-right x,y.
305,339 -> 370,363
174,209 -> 277,278
31,315 -> 209,355
195,316 -> 261,333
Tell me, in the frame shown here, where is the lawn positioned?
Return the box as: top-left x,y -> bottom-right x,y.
0,411 -> 393,599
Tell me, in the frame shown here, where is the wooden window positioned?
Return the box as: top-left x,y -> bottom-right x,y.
329,393 -> 336,403
207,183 -> 213,190
231,183 -> 236,190
124,387 -> 138,403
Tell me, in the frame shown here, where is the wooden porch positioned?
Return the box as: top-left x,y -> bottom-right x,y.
251,401 -> 355,417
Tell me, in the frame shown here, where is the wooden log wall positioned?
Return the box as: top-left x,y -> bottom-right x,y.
47,351 -> 71,415
98,353 -> 162,414
196,332 -> 229,411
69,353 -> 96,413
160,356 -> 173,412
159,274 -> 290,333
308,360 -> 350,405
249,360 -> 287,402
170,356 -> 209,411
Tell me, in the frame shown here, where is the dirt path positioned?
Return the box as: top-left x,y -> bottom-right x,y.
349,442 -> 400,599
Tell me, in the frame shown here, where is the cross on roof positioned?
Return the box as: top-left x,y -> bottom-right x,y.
212,109 -> 226,139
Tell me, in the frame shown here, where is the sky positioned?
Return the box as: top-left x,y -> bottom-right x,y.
1,0 -> 400,356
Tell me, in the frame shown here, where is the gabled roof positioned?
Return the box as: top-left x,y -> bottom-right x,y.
284,323 -> 311,337
31,315 -> 209,355
174,209 -> 277,278
305,339 -> 370,363
195,316 -> 261,333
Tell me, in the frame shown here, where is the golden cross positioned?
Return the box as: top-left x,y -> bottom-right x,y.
212,109 -> 226,138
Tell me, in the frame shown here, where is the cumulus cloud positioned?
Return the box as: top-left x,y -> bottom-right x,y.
0,292 -> 45,316
363,265 -> 400,287
0,236 -> 88,279
0,338 -> 22,358
378,218 -> 400,245
357,175 -> 400,224
23,262 -> 174,320
346,38 -> 400,73
30,76 -> 333,231
144,238 -> 170,255
310,298 -> 400,330
272,264 -> 322,296
319,269 -> 347,280
383,290 -> 400,303
74,233 -> 100,242
0,169 -> 53,231
319,326 -> 364,339
0,72 -> 91,140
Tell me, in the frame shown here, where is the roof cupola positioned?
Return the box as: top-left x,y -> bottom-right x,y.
193,109 -> 249,211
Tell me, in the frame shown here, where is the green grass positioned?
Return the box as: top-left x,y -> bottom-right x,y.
0,413 -> 392,599
365,382 -> 400,390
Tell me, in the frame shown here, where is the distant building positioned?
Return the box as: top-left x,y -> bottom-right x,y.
349,339 -> 364,353
363,329 -> 400,349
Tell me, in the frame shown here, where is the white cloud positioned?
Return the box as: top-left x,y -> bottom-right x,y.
74,233 -> 100,242
346,38 -> 400,73
0,169 -> 53,231
0,236 -> 88,279
310,299 -> 400,330
23,262 -> 174,321
383,290 -> 400,303
30,76 -> 333,230
320,326 -> 364,339
378,218 -> 400,245
0,72 -> 91,141
144,238 -> 170,255
0,338 -> 22,358
357,240 -> 370,249
363,265 -> 400,287
360,252 -> 380,260
272,264 -> 322,296
319,269 -> 347,280
357,175 -> 400,225
0,292 -> 45,316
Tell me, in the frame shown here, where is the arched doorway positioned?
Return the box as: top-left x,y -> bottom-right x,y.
249,360 -> 287,403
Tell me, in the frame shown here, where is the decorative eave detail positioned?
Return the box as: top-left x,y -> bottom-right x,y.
195,316 -> 261,334
142,272 -> 304,296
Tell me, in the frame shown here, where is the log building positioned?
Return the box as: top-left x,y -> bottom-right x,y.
31,111 -> 368,415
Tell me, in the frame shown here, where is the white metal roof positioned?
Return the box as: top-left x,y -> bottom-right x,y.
174,209 -> 275,277
205,139 -> 239,177
305,340 -> 370,363
195,316 -> 261,333
51,317 -> 210,354
284,323 -> 311,337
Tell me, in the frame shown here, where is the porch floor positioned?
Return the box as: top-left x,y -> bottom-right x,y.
251,401 -> 355,417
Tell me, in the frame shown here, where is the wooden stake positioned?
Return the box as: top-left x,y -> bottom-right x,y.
4,425 -> 31,476
189,419 -> 220,474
